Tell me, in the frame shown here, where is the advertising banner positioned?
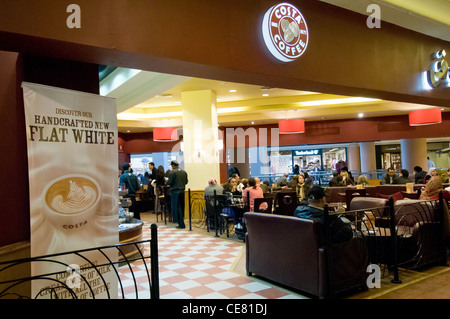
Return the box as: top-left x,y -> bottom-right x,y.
22,82 -> 119,299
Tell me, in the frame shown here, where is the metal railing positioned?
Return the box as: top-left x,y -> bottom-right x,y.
323,193 -> 448,298
0,224 -> 159,299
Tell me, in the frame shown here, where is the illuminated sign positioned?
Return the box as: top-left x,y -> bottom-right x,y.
262,3 -> 309,62
428,50 -> 449,88
294,149 -> 320,156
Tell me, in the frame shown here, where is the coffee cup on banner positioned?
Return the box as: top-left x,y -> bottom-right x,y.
41,174 -> 101,231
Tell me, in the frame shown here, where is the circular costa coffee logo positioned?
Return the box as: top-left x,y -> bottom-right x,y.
262,3 -> 309,62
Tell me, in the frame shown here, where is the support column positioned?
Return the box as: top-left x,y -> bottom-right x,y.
181,90 -> 220,190
359,142 -> 377,179
347,143 -> 361,173
400,138 -> 428,174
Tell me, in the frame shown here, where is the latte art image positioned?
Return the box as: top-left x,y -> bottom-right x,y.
45,177 -> 99,214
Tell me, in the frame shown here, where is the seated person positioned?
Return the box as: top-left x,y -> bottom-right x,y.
260,180 -> 271,193
204,178 -> 223,196
287,175 -> 299,189
223,177 -> 241,195
381,167 -> 397,185
419,176 -> 450,201
297,174 -> 310,203
356,174 -> 369,186
242,177 -> 265,212
413,166 -> 426,184
294,186 -> 353,243
424,167 -> 438,184
445,168 -> 450,184
393,169 -> 412,184
340,171 -> 354,186
277,173 -> 289,187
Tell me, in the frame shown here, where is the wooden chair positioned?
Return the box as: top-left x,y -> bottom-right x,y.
204,194 -> 234,238
253,197 -> 273,213
155,185 -> 171,224
274,191 -> 297,216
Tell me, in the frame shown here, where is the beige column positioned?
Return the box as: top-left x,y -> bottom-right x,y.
347,143 -> 361,173
359,142 -> 377,179
181,90 -> 220,190
400,138 -> 428,174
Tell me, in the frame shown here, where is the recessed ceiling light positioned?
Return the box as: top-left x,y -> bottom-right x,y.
251,121 -> 255,125
358,113 -> 364,118
229,89 -> 237,93
262,93 -> 269,97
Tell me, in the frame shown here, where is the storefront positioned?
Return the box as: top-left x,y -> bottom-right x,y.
376,144 -> 402,170
1,0 -> 450,250
247,144 -> 347,185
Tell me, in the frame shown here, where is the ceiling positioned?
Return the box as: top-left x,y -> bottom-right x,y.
100,0 -> 450,134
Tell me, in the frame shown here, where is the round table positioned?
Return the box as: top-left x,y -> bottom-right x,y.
118,218 -> 144,260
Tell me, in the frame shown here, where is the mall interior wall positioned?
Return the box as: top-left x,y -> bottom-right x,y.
0,53 -> 99,248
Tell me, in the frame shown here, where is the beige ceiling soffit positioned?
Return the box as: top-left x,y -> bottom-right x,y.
320,0 -> 450,41
382,0 -> 450,26
100,68 -> 190,113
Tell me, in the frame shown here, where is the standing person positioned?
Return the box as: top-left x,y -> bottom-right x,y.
427,157 -> 436,170
381,167 -> 397,185
167,160 -> 188,229
119,163 -> 141,219
152,165 -> 167,215
148,162 -> 158,196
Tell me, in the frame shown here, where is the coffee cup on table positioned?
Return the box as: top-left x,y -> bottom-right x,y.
42,174 -> 101,231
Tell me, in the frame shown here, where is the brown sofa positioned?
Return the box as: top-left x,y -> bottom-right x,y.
326,184 -> 450,204
244,212 -> 369,299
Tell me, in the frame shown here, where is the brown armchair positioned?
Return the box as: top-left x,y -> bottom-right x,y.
245,212 -> 369,298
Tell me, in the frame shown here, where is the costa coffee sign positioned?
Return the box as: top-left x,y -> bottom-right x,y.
262,3 -> 309,62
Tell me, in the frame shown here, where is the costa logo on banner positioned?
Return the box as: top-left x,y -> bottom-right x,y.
262,3 -> 309,62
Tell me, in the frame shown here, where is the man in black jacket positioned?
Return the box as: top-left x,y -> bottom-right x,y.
413,166 -> 427,184
167,160 -> 188,229
381,167 -> 397,185
119,163 -> 141,219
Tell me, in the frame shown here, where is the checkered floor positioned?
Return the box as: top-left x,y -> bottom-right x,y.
119,222 -> 306,299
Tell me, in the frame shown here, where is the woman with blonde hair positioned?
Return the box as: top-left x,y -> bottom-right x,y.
357,174 -> 369,186
340,170 -> 354,186
297,174 -> 310,203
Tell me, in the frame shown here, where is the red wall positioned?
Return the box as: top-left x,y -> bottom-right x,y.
0,51 -> 29,246
120,113 -> 450,152
0,54 -> 100,247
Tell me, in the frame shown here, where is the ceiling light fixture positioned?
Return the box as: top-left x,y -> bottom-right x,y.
298,97 -> 380,107
409,108 -> 442,126
278,119 -> 305,134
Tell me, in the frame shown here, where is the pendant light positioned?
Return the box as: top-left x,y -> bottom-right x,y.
409,109 -> 442,126
278,119 -> 305,134
153,127 -> 177,141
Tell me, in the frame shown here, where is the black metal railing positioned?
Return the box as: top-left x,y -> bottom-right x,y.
323,193 -> 448,298
0,223 -> 159,299
188,189 -> 250,240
